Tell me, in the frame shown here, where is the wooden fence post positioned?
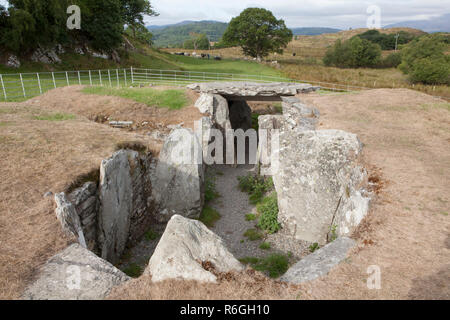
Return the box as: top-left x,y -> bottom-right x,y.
37,73 -> 42,94
0,74 -> 7,101
19,73 -> 26,98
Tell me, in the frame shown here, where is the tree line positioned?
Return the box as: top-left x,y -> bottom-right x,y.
323,31 -> 449,85
0,0 -> 158,54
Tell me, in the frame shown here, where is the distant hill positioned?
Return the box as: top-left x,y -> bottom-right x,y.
148,21 -> 343,48
291,27 -> 341,36
147,21 -> 228,48
384,13 -> 450,33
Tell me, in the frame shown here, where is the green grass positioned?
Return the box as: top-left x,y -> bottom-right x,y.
122,263 -> 143,278
239,254 -> 289,278
82,86 -> 188,110
33,113 -> 76,121
199,205 -> 221,228
259,242 -> 271,250
204,175 -> 220,203
245,213 -> 257,221
243,228 -> 263,241
144,230 -> 160,241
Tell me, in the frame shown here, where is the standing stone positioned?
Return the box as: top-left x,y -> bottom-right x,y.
22,244 -> 130,300
55,193 -> 87,248
98,150 -> 133,264
151,129 -> 204,222
194,93 -> 232,132
273,129 -> 370,244
145,215 -> 243,283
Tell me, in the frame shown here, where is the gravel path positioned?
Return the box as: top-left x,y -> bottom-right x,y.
209,165 -> 311,261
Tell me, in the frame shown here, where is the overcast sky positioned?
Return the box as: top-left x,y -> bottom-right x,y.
1,0 -> 449,29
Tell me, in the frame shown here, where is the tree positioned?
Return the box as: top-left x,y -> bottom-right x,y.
121,0 -> 158,38
81,0 -> 124,51
399,34 -> 450,85
323,37 -> 381,68
222,8 -> 292,60
184,33 -> 210,50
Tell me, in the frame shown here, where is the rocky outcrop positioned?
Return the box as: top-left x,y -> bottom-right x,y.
6,54 -> 20,68
22,244 -> 129,300
31,46 -> 62,64
280,237 -> 356,284
273,129 -> 370,244
151,129 -> 204,222
145,215 -> 244,282
187,82 -> 319,97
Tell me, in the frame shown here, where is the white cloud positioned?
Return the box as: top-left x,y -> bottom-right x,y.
1,0 -> 448,28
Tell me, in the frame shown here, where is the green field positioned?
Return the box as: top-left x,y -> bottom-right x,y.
0,46 -> 286,102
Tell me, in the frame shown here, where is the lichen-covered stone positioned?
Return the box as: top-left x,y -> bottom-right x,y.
22,244 -> 129,300
280,237 -> 356,284
145,215 -> 243,282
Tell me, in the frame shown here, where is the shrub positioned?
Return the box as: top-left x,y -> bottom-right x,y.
399,34 -> 450,85
309,243 -> 320,253
357,30 -> 416,50
323,37 -> 382,68
257,193 -> 280,234
379,52 -> 402,68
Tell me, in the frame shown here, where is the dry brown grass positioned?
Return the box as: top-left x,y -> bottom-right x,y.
108,268 -> 302,300
0,86 -> 202,299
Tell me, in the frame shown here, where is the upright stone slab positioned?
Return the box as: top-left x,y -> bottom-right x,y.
98,150 -> 134,264
151,129 -> 204,222
145,215 -> 244,283
22,244 -> 130,300
273,129 -> 370,244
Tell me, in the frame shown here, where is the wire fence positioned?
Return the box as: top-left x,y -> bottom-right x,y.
1,66 -> 445,102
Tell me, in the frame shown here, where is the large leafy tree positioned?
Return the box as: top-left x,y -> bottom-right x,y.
121,0 -> 158,38
323,37 -> 381,68
222,8 -> 292,60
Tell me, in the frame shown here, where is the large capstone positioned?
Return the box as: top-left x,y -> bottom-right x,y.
145,215 -> 244,283
151,128 -> 204,222
22,244 -> 129,300
187,82 -> 319,98
273,129 -> 370,244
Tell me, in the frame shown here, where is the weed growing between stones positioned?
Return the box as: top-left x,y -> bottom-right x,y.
259,242 -> 271,250
243,228 -> 264,241
123,263 -> 143,278
238,174 -> 274,205
239,254 -> 289,278
199,206 -> 221,228
145,230 -> 160,241
245,213 -> 257,221
257,193 -> 281,234
309,243 -> 320,253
